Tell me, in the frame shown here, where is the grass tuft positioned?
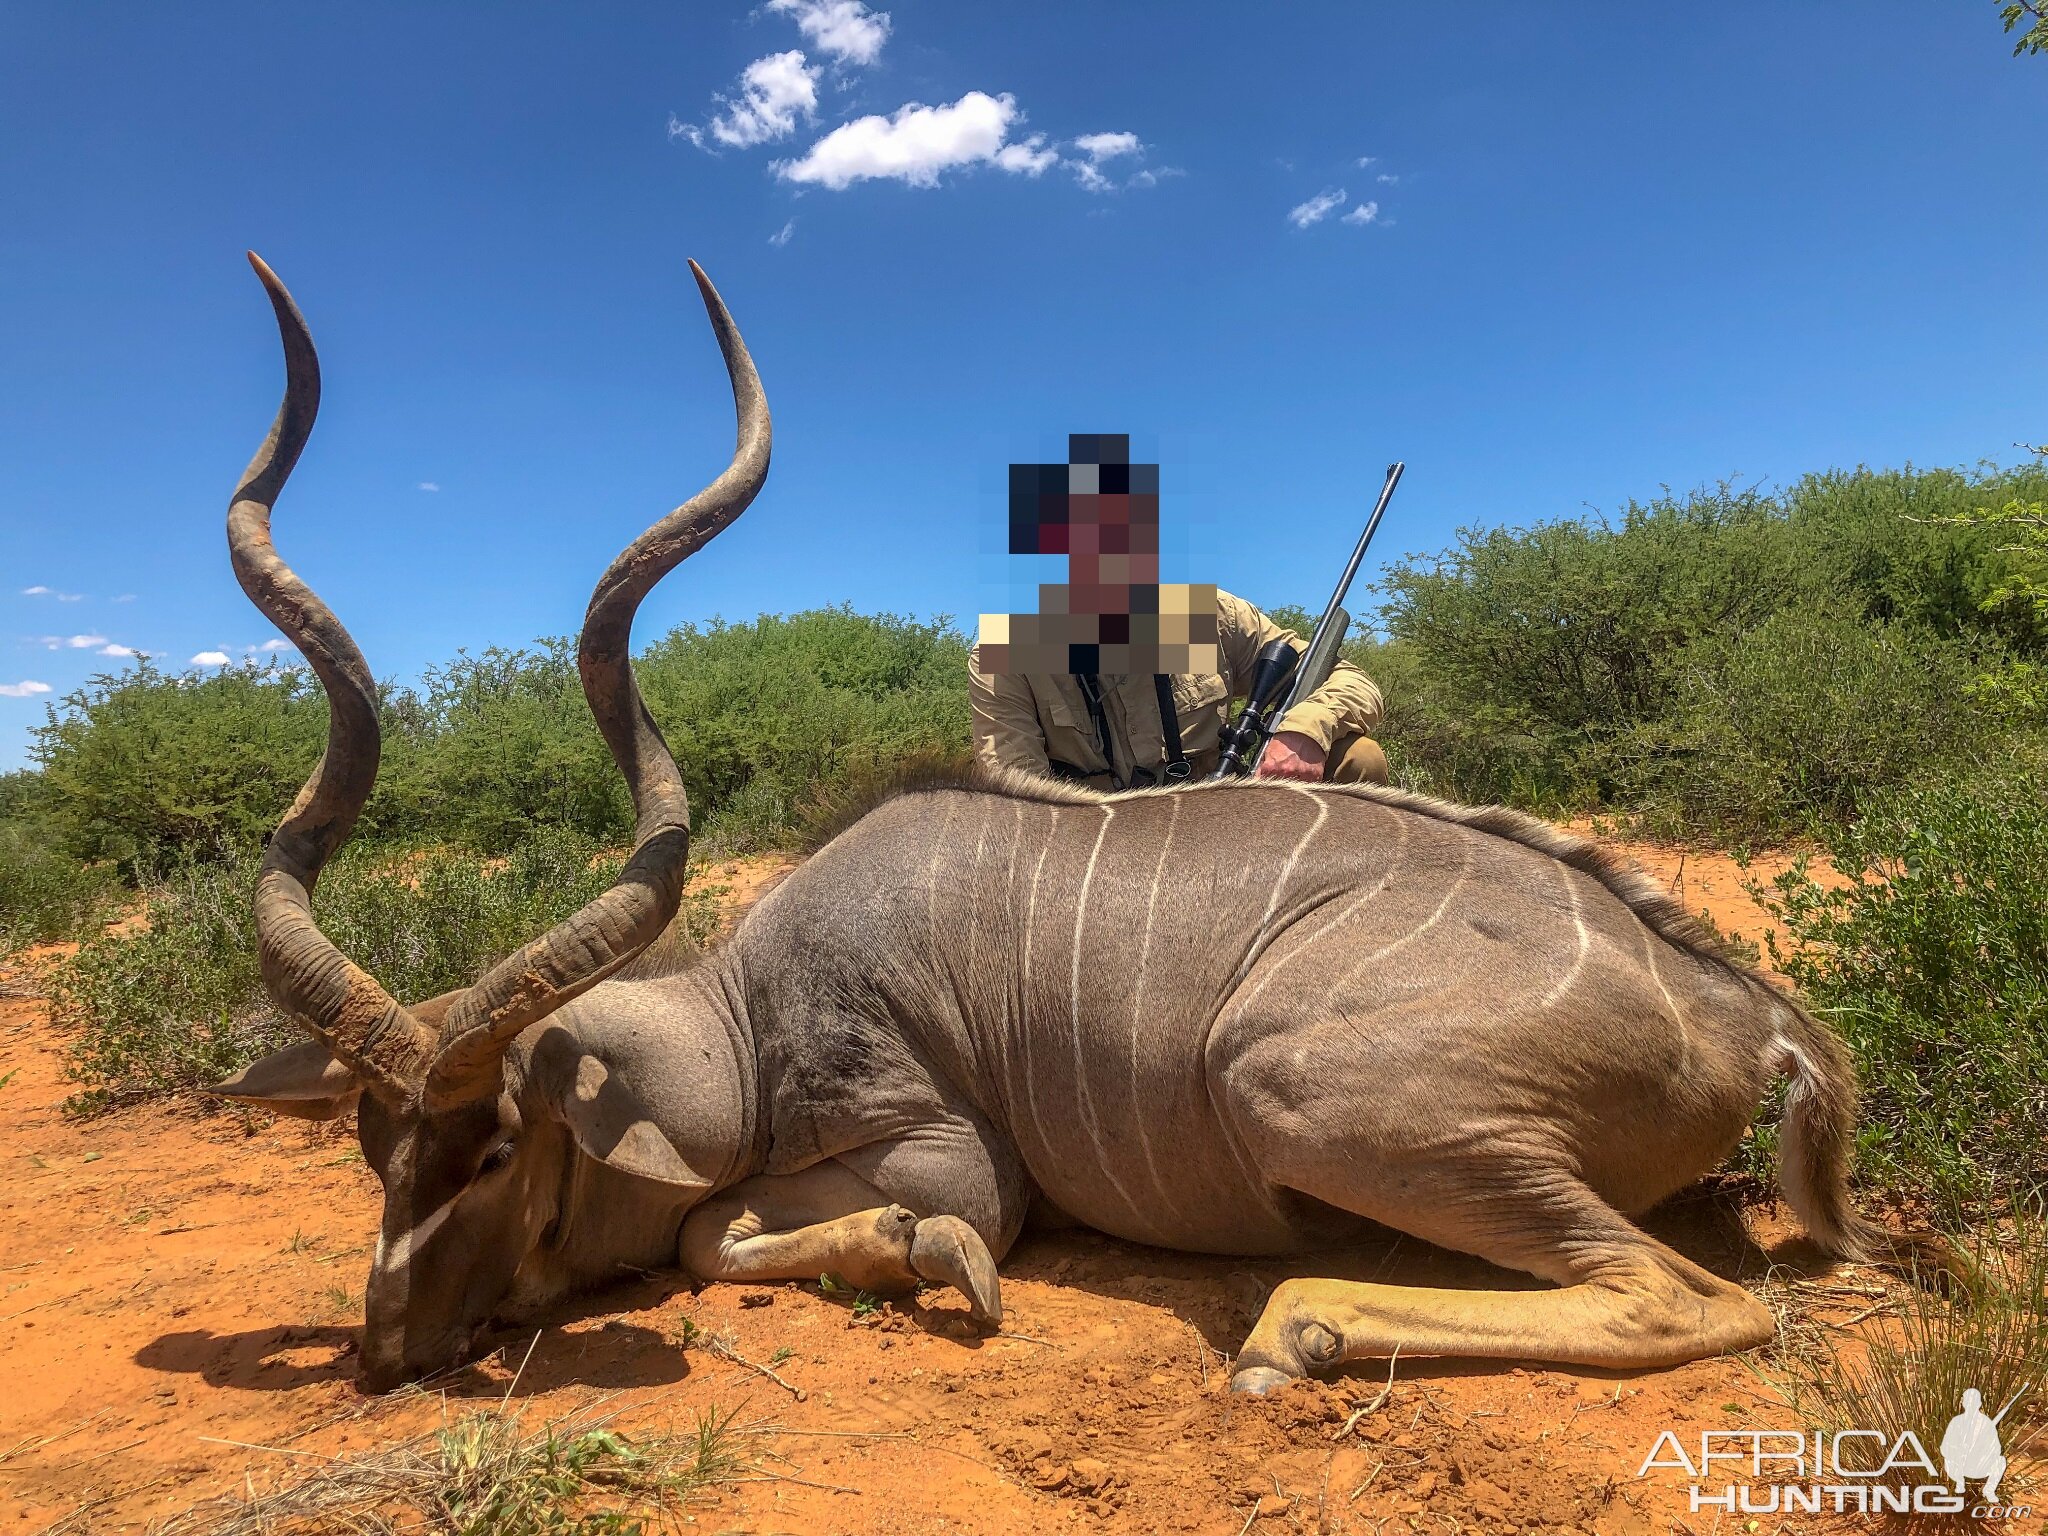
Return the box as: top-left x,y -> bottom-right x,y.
159,1400 -> 758,1536
1765,1200 -> 2047,1511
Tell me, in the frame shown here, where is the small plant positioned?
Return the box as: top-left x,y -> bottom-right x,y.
317,1282 -> 359,1320
1689,907 -> 1761,970
158,1400 -> 758,1536
819,1272 -> 882,1319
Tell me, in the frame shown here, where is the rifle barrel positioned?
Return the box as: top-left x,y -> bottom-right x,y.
1279,461 -> 1404,720
1314,461 -> 1403,638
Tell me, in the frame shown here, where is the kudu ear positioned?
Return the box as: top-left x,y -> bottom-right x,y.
212,1040 -> 362,1121
542,1052 -> 715,1195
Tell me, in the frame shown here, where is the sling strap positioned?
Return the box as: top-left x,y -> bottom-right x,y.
1075,673 -> 1188,788
1153,673 -> 1191,781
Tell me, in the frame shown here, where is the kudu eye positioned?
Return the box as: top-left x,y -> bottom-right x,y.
478,1139 -> 518,1176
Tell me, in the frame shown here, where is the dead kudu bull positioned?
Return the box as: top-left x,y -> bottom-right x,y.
214,254 -> 1949,1394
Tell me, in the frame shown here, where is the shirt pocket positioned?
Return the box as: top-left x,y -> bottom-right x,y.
1171,673 -> 1230,714
1030,677 -> 1107,771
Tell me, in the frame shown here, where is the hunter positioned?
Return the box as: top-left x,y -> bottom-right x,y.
969,587 -> 1389,788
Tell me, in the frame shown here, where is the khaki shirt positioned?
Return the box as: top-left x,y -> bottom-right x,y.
968,589 -> 1383,786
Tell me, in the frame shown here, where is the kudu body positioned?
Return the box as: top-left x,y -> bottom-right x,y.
214,257 -> 1943,1393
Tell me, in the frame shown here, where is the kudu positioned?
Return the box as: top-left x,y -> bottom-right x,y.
214,255 -> 1948,1394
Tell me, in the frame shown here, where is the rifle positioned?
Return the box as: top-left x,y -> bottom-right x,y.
1210,461 -> 1404,779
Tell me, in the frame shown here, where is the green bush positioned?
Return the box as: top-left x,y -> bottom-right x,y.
0,819 -> 122,951
51,831 -> 721,1107
51,845 -> 269,1100
635,607 -> 971,852
1371,461 -> 2048,827
1620,611 -> 1992,841
32,659 -> 342,873
384,642 -> 624,852
27,610 -> 971,867
1760,772 -> 2048,1207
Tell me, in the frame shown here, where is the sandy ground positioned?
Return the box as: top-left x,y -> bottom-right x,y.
0,840 -> 1989,1535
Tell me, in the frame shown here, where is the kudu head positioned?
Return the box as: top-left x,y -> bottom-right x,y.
209,253 -> 769,1389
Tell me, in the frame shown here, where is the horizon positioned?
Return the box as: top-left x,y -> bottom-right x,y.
4,3 -> 2045,769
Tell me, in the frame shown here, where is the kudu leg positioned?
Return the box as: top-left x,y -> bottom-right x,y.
679,1162 -> 1002,1324
1229,1184 -> 1774,1392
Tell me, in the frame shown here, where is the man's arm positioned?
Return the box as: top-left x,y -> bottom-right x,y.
968,643 -> 1053,776
1216,591 -> 1384,748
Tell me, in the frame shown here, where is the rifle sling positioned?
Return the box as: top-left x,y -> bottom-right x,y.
1154,674 -> 1191,781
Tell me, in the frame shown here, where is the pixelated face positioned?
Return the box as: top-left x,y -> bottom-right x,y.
983,434 -> 1218,676
1008,433 -> 1162,571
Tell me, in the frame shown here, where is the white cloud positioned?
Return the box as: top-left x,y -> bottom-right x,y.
21,585 -> 50,596
1063,130 -> 1163,192
1376,173 -> 1400,185
1341,200 -> 1382,226
417,481 -> 441,492
190,650 -> 230,666
0,680 -> 51,698
994,134 -> 1058,176
1126,166 -> 1182,190
1072,131 -> 1140,162
97,643 -> 140,657
57,592 -> 82,602
766,0 -> 890,67
21,585 -> 82,601
769,219 -> 796,246
1288,187 -> 1348,228
112,593 -> 135,603
64,633 -> 108,649
251,638 -> 296,654
1355,155 -> 1377,168
679,50 -> 821,150
774,90 -> 1034,189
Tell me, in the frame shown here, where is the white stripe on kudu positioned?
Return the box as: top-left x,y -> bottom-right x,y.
1226,787 -> 1329,992
373,1190 -> 463,1276
1536,866 -> 1589,1008
1068,806 -> 1146,1220
1223,810 -> 1411,1029
1128,794 -> 1183,1212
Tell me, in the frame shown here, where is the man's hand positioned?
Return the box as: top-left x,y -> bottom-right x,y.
1256,730 -> 1326,782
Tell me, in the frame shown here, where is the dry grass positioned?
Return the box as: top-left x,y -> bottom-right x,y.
1762,1201 -> 2047,1510
154,1396 -> 762,1536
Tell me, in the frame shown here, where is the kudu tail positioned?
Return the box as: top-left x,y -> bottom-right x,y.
1771,1002 -> 1974,1292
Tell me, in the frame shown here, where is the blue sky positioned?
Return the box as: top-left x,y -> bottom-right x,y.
2,3 -> 2044,768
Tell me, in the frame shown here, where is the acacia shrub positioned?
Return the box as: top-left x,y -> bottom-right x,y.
52,829 -> 725,1106
26,609 -> 973,865
1372,463 -> 2046,829
1760,771 -> 2048,1206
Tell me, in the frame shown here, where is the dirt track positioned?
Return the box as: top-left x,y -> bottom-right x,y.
0,843 -> 1911,1534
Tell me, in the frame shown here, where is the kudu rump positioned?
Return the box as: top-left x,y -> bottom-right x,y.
215,255 -> 1945,1393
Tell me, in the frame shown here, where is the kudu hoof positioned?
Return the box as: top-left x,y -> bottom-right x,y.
1229,1365 -> 1297,1395
909,1215 -> 1003,1327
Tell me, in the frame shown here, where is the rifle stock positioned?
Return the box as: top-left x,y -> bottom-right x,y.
1281,604 -> 1351,720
